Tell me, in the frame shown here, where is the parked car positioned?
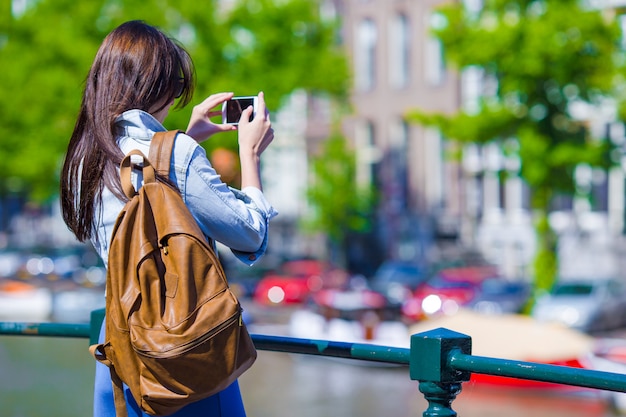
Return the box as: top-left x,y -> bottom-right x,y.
468,278 -> 531,315
253,259 -> 349,306
253,274 -> 311,305
401,266 -> 499,322
531,278 -> 626,333
401,278 -> 478,322
368,261 -> 427,306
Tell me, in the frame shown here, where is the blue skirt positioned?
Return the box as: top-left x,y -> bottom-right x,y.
93,321 -> 247,417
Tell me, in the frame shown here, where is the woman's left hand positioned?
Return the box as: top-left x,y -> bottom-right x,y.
185,92 -> 237,142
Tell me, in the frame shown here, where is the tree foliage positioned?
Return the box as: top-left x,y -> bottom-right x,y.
408,0 -> 625,296
304,133 -> 377,261
0,0 -> 348,201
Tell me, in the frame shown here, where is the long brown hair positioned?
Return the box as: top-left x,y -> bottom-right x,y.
60,20 -> 195,242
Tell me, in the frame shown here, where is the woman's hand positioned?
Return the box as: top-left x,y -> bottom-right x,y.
237,92 -> 274,157
185,92 -> 237,142
237,92 -> 274,190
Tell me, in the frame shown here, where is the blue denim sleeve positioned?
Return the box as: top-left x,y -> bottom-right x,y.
179,144 -> 277,266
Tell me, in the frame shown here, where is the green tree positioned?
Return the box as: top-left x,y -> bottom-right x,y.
408,0 -> 623,304
303,132 -> 377,268
0,0 -> 348,201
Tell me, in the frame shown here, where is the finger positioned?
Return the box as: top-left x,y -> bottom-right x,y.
207,122 -> 237,132
239,106 -> 253,125
200,92 -> 234,111
214,123 -> 237,132
210,92 -> 234,102
256,91 -> 267,118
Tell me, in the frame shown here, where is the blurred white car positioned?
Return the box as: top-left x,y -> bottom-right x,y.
531,278 -> 626,333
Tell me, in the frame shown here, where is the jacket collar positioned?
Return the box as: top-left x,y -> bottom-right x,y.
115,109 -> 167,141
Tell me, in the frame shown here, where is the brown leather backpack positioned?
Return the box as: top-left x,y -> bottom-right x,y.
90,130 -> 257,417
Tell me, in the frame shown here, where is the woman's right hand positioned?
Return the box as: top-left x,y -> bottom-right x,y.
237,92 -> 274,158
237,92 -> 274,190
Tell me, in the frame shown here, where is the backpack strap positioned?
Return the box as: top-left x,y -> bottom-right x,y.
120,150 -> 155,200
149,130 -> 181,178
110,367 -> 129,417
89,343 -> 129,416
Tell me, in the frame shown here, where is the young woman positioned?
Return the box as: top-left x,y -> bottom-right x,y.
60,20 -> 277,417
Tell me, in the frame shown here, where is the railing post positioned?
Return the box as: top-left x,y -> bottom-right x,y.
89,308 -> 105,345
409,328 -> 472,417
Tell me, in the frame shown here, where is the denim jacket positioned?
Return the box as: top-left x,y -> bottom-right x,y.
91,109 -> 277,267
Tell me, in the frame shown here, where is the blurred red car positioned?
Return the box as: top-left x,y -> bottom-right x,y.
253,259 -> 349,305
401,266 -> 498,322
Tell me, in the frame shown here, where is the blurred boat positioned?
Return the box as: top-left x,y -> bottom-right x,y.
52,287 -> 105,323
409,309 -> 602,393
0,280 -> 52,321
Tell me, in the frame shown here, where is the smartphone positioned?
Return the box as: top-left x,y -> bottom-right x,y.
222,96 -> 258,125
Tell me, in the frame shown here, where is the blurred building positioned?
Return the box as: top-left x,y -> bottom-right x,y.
337,0 -> 463,265
263,0 -> 626,279
262,0 -> 463,272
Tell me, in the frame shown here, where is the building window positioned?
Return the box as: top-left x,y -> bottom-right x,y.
388,13 -> 410,89
424,128 -> 444,208
461,66 -> 483,114
355,19 -> 377,91
355,120 -> 380,188
389,119 -> 410,210
424,14 -> 445,86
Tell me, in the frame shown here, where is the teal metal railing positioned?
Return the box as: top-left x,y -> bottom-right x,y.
2,311 -> 626,417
